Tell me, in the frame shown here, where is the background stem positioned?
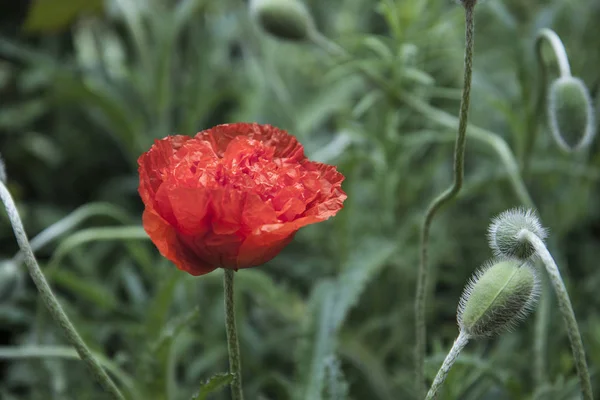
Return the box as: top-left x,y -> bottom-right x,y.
533,263 -> 550,388
415,4 -> 476,396
224,269 -> 244,400
536,29 -> 572,78
0,182 -> 125,400
519,230 -> 593,400
425,330 -> 470,400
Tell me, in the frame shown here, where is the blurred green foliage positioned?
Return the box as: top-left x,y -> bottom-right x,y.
0,0 -> 599,399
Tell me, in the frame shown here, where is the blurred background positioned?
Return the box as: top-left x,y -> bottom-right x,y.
0,0 -> 599,399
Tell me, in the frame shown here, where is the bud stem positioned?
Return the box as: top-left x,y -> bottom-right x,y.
518,229 -> 593,400
523,29 -> 572,174
224,269 -> 244,400
0,182 -> 125,400
415,3 -> 476,396
425,330 -> 470,400
536,29 -> 572,78
533,266 -> 551,387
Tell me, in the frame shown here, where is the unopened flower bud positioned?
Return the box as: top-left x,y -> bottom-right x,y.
488,208 -> 547,260
458,258 -> 539,338
249,0 -> 314,41
548,76 -> 596,152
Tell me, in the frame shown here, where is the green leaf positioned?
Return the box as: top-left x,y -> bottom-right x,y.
296,280 -> 338,400
23,0 -> 104,33
295,238 -> 397,400
152,307 -> 201,355
361,36 -> 393,61
0,99 -> 47,130
46,268 -> 118,311
0,346 -> 137,395
191,373 -> 234,400
47,226 -> 149,271
235,269 -> 305,322
12,202 -> 130,264
145,270 -> 181,337
146,306 -> 201,399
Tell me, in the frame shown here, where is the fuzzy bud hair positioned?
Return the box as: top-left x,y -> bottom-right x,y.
457,258 -> 540,338
488,207 -> 547,260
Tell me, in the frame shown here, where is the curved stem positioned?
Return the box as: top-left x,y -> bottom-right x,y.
533,263 -> 550,387
224,269 -> 244,400
425,330 -> 470,400
523,29 -> 572,174
518,230 -> 593,400
415,4 -> 476,396
0,182 -> 125,400
536,29 -> 572,78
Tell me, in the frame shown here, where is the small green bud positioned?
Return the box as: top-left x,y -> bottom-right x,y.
250,0 -> 315,41
488,208 -> 547,260
458,258 -> 539,338
548,76 -> 596,152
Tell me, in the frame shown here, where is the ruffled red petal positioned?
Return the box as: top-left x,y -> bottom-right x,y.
138,135 -> 191,209
142,209 -> 216,276
196,123 -> 305,161
138,123 -> 346,275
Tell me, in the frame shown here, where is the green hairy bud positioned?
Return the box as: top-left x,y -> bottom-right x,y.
548,76 -> 596,152
249,0 -> 314,41
458,259 -> 540,338
488,207 -> 547,260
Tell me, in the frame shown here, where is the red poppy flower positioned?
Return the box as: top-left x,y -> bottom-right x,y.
138,123 -> 346,276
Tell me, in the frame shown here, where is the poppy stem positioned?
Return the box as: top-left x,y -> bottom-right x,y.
0,182 -> 125,400
224,269 -> 244,400
533,261 -> 550,388
425,330 -> 470,400
415,2 -> 476,397
518,230 -> 593,400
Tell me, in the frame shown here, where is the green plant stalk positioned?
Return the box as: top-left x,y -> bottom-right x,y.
0,182 -> 125,400
536,29 -> 572,78
518,230 -> 593,400
533,262 -> 550,387
425,330 -> 470,400
523,29 -> 572,175
224,269 -> 244,400
415,4 -> 476,396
